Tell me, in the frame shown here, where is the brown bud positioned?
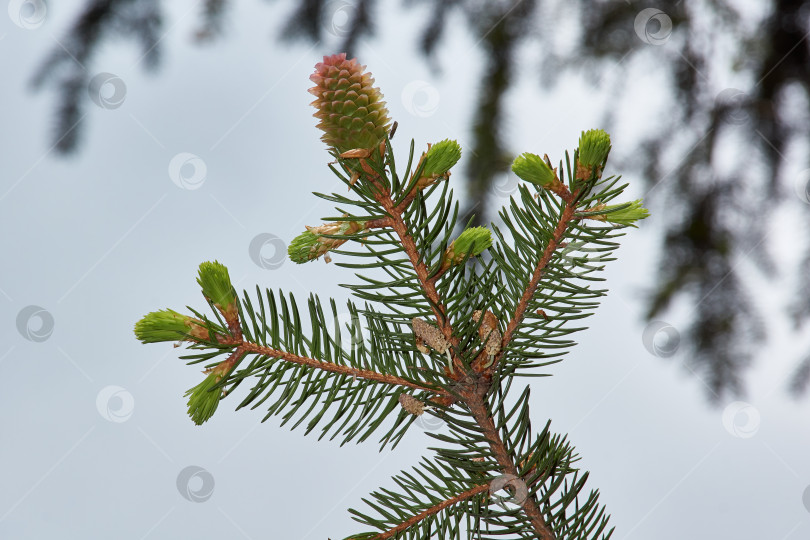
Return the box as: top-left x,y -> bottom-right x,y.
398,394 -> 425,416
473,310 -> 501,356
412,317 -> 449,354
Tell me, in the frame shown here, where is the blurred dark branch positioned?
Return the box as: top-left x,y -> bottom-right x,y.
194,0 -> 230,42
417,0 -> 460,59
281,0 -> 376,58
464,0 -> 537,225
789,355 -> 810,397
31,0 -> 162,153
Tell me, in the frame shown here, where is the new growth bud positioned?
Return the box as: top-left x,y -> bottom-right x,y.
309,53 -> 392,154
511,152 -> 568,197
197,261 -> 237,317
134,309 -> 211,344
413,139 -> 462,188
580,199 -> 649,227
288,230 -> 321,263
288,220 -> 367,263
576,129 -> 611,180
512,152 -> 556,187
442,227 -> 492,270
602,199 -> 650,227
185,362 -> 231,425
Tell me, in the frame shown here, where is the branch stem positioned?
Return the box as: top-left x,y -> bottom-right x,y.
367,171 -> 462,376
465,389 -> 556,540
219,340 -> 449,396
370,483 -> 490,540
476,191 -> 578,374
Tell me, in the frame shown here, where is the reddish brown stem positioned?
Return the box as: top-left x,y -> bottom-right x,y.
364,216 -> 392,229
473,191 -> 578,374
465,387 -> 556,540
368,483 -> 490,540
216,339 -> 448,397
366,174 -> 462,377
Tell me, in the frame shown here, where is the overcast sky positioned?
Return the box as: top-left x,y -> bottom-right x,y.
2,1 -> 809,539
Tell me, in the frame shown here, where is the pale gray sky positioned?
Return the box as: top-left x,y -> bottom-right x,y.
1,2 -> 809,539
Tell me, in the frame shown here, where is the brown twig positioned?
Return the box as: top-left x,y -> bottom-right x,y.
473,190 -> 578,374
362,167 -> 463,377
220,340 -> 450,397
368,483 -> 490,540
465,386 -> 556,540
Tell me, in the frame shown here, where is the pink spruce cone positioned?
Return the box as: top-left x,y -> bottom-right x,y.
309,53 -> 392,153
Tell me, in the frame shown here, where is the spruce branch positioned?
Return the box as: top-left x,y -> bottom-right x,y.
465,385 -> 556,539
368,483 -> 491,540
134,53 -> 647,539
483,195 -> 579,375
369,165 -> 463,374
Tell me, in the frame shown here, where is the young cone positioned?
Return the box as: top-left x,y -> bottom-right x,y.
309,53 -> 392,154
